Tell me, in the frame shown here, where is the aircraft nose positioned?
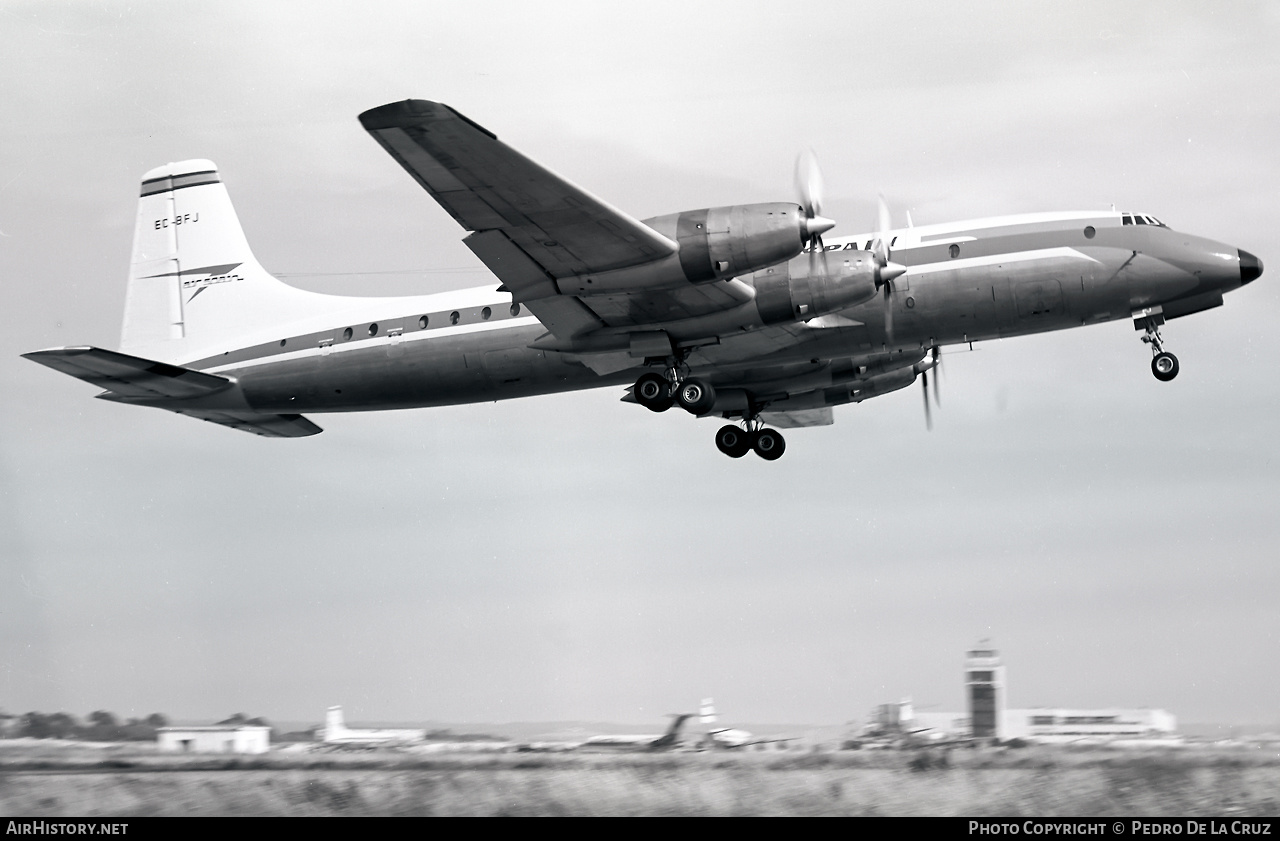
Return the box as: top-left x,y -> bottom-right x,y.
1240,249 -> 1263,284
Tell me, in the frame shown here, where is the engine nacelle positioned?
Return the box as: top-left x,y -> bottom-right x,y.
558,203 -> 818,296
647,202 -> 812,283
751,252 -> 880,325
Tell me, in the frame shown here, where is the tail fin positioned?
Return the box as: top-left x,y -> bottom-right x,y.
651,713 -> 693,748
699,698 -> 717,726
122,160 -> 313,363
323,706 -> 347,741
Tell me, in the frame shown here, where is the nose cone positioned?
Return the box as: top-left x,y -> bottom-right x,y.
1240,249 -> 1263,284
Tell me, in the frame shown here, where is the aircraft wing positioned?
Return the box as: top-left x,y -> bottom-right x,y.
359,99 -> 807,353
359,99 -> 677,297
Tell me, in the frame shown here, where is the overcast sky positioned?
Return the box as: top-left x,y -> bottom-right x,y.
2,1 -> 1277,730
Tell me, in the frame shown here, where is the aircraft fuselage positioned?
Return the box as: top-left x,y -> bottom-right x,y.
170,211 -> 1254,417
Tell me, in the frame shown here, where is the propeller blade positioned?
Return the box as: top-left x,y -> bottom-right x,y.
795,149 -> 824,219
922,370 -> 932,430
931,347 -> 942,406
883,283 -> 894,343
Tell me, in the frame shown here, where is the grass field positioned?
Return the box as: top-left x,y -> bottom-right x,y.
2,741 -> 1277,816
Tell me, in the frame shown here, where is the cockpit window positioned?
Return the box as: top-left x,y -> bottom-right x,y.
1122,214 -> 1133,225
1122,212 -> 1166,228
1134,215 -> 1147,225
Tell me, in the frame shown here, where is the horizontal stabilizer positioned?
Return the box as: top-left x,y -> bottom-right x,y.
171,409 -> 322,438
22,346 -> 233,400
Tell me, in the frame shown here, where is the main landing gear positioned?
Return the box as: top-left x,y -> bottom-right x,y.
633,361 -> 716,415
633,366 -> 786,460
715,422 -> 786,461
1135,308 -> 1179,382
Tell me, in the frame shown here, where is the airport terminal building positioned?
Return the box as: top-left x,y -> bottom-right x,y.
874,647 -> 1178,744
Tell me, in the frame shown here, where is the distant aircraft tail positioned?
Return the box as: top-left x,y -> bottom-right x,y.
122,159 -> 316,363
651,713 -> 693,749
323,706 -> 347,741
699,698 -> 717,726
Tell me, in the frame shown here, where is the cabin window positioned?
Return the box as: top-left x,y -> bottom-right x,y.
450,311 -> 460,325
342,327 -> 353,341
510,303 -> 521,317
279,339 -> 287,346
481,306 -> 492,320
368,323 -> 379,336
1084,226 -> 1095,239
419,315 -> 429,329
949,243 -> 960,258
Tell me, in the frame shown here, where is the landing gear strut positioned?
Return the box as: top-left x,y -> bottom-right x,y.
1135,307 -> 1179,382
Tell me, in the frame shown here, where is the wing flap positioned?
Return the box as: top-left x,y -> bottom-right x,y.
464,229 -> 560,301
22,346 -> 233,400
759,408 -> 835,428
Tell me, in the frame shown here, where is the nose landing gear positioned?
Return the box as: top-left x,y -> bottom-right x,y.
1134,307 -> 1179,382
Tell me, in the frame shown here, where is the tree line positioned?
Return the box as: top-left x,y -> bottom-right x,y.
6,711 -> 273,741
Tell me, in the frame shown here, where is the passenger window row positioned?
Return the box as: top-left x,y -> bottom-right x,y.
331,302 -> 523,343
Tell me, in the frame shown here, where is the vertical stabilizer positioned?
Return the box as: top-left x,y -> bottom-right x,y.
699,698 -> 717,726
122,160 -> 314,363
323,706 -> 347,742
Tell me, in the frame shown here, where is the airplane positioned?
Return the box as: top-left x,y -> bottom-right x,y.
23,99 -> 1263,460
577,713 -> 694,752
696,698 -> 792,750
318,705 -> 425,746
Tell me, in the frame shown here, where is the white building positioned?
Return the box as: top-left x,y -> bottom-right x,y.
864,646 -> 1180,745
158,725 -> 270,754
1002,708 -> 1177,743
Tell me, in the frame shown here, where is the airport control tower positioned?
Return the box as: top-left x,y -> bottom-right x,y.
965,645 -> 1006,740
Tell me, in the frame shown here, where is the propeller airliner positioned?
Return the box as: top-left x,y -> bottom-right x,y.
24,99 -> 1262,459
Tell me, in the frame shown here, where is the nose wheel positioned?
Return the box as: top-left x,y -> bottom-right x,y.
1135,308 -> 1179,382
1151,351 -> 1179,382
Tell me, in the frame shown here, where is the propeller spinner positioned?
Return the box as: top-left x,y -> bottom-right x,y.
872,195 -> 907,343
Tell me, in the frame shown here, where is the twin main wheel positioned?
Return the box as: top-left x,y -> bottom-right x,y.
635,373 -> 718,415
715,425 -> 786,460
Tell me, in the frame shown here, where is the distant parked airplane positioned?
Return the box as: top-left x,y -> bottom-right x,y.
577,713 -> 694,752
320,705 -> 424,746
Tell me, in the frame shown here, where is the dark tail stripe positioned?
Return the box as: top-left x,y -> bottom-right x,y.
140,171 -> 221,197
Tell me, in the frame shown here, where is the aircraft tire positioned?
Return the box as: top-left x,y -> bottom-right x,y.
715,425 -> 752,458
676,378 -> 716,415
753,429 -> 786,460
1151,352 -> 1179,382
634,372 -> 674,412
